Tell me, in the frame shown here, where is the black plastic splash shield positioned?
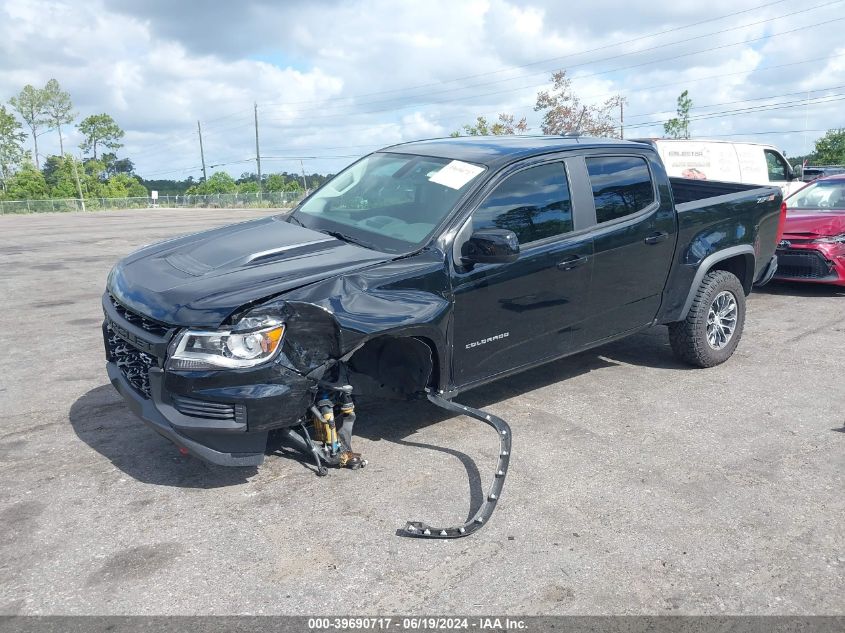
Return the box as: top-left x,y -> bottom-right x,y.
399,393 -> 512,539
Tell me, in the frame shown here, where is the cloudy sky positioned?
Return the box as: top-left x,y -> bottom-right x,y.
1,0 -> 843,180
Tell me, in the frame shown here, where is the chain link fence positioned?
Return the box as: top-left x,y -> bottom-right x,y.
0,191 -> 306,214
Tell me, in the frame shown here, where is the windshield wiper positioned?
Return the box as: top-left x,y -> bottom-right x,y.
320,230 -> 378,250
287,214 -> 305,227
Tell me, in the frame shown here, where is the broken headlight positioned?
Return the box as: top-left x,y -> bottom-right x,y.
812,233 -> 845,244
168,318 -> 285,370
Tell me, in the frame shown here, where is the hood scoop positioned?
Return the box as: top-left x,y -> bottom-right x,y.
165,252 -> 215,277
160,216 -> 341,277
246,238 -> 335,264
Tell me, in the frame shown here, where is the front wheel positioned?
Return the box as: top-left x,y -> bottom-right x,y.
668,270 -> 746,368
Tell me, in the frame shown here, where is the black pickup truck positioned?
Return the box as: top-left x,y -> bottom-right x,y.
103,136 -> 781,536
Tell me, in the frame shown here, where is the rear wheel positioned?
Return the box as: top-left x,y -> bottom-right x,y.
668,270 -> 746,368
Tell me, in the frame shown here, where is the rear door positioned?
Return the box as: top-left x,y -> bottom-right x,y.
576,152 -> 677,345
450,159 -> 594,387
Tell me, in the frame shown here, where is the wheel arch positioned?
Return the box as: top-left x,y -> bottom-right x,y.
343,332 -> 443,399
679,245 -> 755,320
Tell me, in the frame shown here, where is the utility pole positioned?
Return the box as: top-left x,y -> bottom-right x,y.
299,159 -> 308,192
71,155 -> 85,212
254,102 -> 262,190
197,120 -> 207,182
620,100 -> 624,140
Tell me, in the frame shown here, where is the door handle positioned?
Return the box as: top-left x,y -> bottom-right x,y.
556,255 -> 589,271
644,231 -> 669,245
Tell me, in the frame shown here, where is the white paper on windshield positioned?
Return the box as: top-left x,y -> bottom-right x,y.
428,160 -> 485,190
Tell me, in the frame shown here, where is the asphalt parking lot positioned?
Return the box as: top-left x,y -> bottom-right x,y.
0,207 -> 843,615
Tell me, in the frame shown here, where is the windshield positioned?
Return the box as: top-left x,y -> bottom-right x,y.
788,180 -> 845,210
289,152 -> 485,253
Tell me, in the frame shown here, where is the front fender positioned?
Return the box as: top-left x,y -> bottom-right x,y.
247,251 -> 453,389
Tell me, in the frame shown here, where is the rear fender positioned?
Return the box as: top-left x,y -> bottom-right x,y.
678,245 -> 755,319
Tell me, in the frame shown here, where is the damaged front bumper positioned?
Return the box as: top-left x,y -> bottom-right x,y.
103,293 -> 315,467
106,362 -> 270,466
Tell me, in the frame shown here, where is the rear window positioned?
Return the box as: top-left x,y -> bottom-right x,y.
586,156 -> 655,223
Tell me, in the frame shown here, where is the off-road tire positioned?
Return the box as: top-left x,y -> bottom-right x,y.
668,270 -> 746,368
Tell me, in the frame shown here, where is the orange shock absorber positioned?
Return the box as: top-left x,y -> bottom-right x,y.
316,394 -> 339,455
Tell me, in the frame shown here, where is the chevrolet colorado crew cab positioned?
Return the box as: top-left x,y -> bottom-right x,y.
103,136 -> 782,534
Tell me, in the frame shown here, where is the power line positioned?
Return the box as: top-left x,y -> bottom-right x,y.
698,129 -> 828,138
127,33 -> 844,171
122,48 -> 845,165
260,2 -> 842,117
622,94 -> 845,132
623,84 -> 845,122
261,0 -> 794,108
258,17 -> 845,126
139,154 -> 363,178
129,0 -> 807,151
261,154 -> 363,160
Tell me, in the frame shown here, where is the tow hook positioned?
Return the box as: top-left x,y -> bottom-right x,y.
398,393 -> 512,539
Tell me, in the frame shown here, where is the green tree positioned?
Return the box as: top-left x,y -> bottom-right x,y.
100,173 -> 148,198
42,155 -> 94,198
812,128 -> 845,164
185,171 -> 238,194
101,152 -> 135,177
77,113 -> 124,160
42,79 -> 75,155
535,70 -> 625,137
663,90 -> 693,139
5,162 -> 49,199
452,113 -> 529,137
9,84 -> 48,168
264,173 -> 288,192
42,155 -> 76,197
238,181 -> 260,194
40,155 -> 145,199
265,173 -> 302,192
0,105 -> 28,194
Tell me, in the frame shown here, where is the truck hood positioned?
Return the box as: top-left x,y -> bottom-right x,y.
782,210 -> 845,238
108,215 -> 391,327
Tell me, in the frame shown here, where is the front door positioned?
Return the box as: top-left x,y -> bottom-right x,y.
764,148 -> 802,197
450,161 -> 593,387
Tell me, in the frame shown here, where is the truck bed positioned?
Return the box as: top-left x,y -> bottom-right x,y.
669,177 -> 764,206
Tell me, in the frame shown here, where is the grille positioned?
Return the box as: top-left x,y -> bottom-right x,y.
172,395 -> 246,422
106,323 -> 157,398
775,249 -> 833,279
108,294 -> 171,337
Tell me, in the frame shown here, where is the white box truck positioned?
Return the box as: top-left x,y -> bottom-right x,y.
634,139 -> 804,197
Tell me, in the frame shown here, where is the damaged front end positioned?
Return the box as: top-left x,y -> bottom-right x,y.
105,270 -> 512,538
271,301 -> 513,539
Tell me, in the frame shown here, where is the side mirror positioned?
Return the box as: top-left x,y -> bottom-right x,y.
461,229 -> 519,265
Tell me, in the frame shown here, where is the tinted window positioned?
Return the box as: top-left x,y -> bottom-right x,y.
473,163 -> 573,244
586,156 -> 655,223
765,150 -> 787,181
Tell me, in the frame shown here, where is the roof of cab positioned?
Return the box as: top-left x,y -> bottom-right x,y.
378,135 -> 648,169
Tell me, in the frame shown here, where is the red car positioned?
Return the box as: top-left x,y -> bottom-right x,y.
774,174 -> 845,286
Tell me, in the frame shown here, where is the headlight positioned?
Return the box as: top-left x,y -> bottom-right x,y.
812,233 -> 845,244
168,319 -> 285,370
